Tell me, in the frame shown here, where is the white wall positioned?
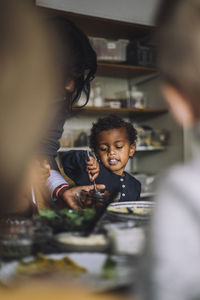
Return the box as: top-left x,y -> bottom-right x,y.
36,0 -> 160,25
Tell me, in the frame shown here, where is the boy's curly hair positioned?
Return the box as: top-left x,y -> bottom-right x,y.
89,114 -> 137,152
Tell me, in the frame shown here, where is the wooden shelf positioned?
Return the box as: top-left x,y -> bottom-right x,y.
136,146 -> 166,151
58,146 -> 166,153
38,7 -> 155,40
97,62 -> 158,78
73,106 -> 168,117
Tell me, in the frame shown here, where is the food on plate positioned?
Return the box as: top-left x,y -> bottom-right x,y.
17,253 -> 87,276
38,209 -> 58,218
107,205 -> 152,215
61,208 -> 96,224
107,206 -> 129,214
37,208 -> 96,232
56,233 -> 107,246
132,207 -> 152,215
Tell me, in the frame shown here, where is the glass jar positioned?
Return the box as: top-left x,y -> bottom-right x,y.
0,218 -> 33,260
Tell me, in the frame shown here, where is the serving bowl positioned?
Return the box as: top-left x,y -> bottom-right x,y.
54,232 -> 109,253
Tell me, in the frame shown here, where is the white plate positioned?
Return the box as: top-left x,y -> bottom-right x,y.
0,252 -> 136,292
106,201 -> 154,221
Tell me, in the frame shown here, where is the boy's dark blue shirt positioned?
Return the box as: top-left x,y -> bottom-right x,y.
61,150 -> 141,202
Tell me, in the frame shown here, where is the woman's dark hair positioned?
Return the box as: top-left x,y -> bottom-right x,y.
89,114 -> 137,152
49,17 -> 97,110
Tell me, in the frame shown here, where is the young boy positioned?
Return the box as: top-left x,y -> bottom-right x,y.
61,115 -> 141,202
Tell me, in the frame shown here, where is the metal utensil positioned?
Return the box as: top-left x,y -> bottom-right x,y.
85,150 -> 100,194
84,150 -> 106,207
83,189 -> 119,236
93,179 -> 97,192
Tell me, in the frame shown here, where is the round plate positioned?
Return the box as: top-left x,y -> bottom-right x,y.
106,201 -> 154,222
0,252 -> 137,292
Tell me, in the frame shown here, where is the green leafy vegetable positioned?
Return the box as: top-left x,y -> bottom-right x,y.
101,256 -> 117,279
39,209 -> 58,219
37,208 -> 96,232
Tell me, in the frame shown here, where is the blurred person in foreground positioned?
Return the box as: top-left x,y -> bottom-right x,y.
139,1 -> 200,300
0,0 -> 58,217
0,2 -> 105,216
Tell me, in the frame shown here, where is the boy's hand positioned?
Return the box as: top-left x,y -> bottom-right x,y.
86,156 -> 99,181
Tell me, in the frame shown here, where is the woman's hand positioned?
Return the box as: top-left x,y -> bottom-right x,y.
60,184 -> 105,209
86,156 -> 100,181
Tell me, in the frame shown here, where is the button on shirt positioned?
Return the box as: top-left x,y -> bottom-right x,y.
61,150 -> 141,202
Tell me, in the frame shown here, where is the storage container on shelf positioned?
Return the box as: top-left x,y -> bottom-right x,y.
90,37 -> 129,62
130,86 -> 147,109
126,40 -> 156,67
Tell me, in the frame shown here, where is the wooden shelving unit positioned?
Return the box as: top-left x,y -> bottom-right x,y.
73,106 -> 168,118
38,7 -> 158,80
58,146 -> 166,153
97,62 -> 158,78
38,5 -> 174,179
38,7 -> 155,40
